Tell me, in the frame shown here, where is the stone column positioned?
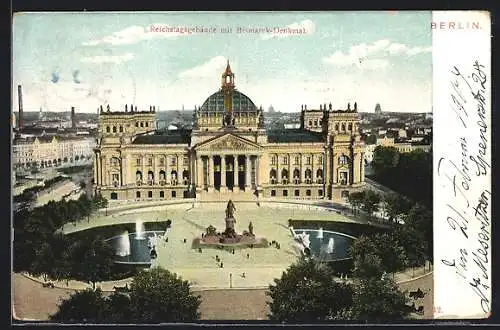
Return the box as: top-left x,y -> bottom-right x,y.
287,154 -> 291,184
234,155 -> 239,189
197,156 -> 203,189
276,154 -> 280,184
354,152 -> 361,184
360,152 -> 365,182
300,154 -> 304,184
209,155 -> 214,189
141,155 -> 145,185
176,154 -> 180,185
332,153 -> 337,184
256,155 -> 260,186
93,152 -> 98,185
221,155 -> 226,189
311,153 -> 314,184
120,155 -> 125,186
245,155 -> 251,188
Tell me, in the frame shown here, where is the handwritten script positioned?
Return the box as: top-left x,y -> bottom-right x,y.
437,60 -> 490,314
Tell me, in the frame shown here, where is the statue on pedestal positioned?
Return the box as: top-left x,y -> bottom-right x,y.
225,200 -> 236,219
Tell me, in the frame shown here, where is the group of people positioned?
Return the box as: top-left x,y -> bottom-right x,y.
270,240 -> 281,249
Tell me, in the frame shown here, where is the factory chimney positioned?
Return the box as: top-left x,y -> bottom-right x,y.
17,85 -> 24,129
71,106 -> 76,129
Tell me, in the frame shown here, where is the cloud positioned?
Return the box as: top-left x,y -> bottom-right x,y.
323,39 -> 431,69
178,56 -> 228,79
82,23 -> 193,46
260,19 -> 315,40
80,53 -> 135,64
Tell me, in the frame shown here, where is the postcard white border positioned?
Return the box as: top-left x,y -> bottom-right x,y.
432,10 -> 491,319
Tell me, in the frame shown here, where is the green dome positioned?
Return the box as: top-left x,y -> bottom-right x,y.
200,90 -> 257,112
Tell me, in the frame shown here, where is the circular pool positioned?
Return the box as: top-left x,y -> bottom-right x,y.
105,230 -> 166,264
293,229 -> 356,261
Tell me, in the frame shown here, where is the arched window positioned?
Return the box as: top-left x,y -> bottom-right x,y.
281,169 -> 289,184
348,123 -> 353,131
341,123 -> 346,131
160,191 -> 165,198
293,168 -> 300,184
171,170 -> 178,185
309,120 -> 313,126
140,122 -> 144,127
338,155 -> 349,165
119,126 -> 123,132
316,169 -> 323,184
335,124 -> 339,131
159,170 -> 166,184
305,169 -> 312,184
182,170 -> 189,185
112,126 -> 117,133
269,169 -> 277,184
135,122 -> 139,127
136,171 -> 143,183
106,126 -> 110,133
147,171 -> 154,185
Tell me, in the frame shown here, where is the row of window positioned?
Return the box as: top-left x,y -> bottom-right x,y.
134,157 -> 189,167
269,155 -> 350,166
105,121 -> 152,133
270,189 -> 323,197
306,121 -> 355,132
109,190 -> 190,200
270,155 -> 323,166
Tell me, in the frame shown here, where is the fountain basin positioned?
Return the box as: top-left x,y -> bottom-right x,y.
292,229 -> 356,261
105,230 -> 165,264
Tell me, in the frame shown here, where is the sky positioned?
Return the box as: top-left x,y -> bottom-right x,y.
12,11 -> 432,113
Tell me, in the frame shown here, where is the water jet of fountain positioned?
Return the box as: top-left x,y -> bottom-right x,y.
317,227 -> 323,239
327,237 -> 335,254
117,231 -> 131,257
135,220 -> 146,240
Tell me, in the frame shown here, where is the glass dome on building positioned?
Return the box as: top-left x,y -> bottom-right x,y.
199,90 -> 258,112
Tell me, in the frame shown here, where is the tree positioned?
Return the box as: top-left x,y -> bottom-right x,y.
129,267 -> 201,323
350,276 -> 410,321
405,204 -> 433,263
103,292 -> 133,324
349,235 -> 377,261
383,194 -> 413,223
361,190 -> 381,219
31,242 -> 55,282
266,259 -> 353,322
50,288 -> 108,323
393,226 -> 427,268
371,146 -> 399,176
347,191 -> 365,215
80,237 -> 115,290
371,233 -> 408,275
353,252 -> 384,280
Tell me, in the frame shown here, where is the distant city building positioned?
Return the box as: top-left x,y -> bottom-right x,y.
374,103 -> 382,114
284,123 -> 300,129
12,135 -> 96,172
398,129 -> 407,138
268,105 -> 275,113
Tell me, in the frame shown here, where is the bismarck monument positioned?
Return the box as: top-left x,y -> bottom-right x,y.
195,200 -> 268,248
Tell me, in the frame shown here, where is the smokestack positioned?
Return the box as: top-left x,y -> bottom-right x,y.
17,85 -> 23,129
71,107 -> 76,129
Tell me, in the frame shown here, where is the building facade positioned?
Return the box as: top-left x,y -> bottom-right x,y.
94,62 -> 366,201
12,135 -> 96,172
